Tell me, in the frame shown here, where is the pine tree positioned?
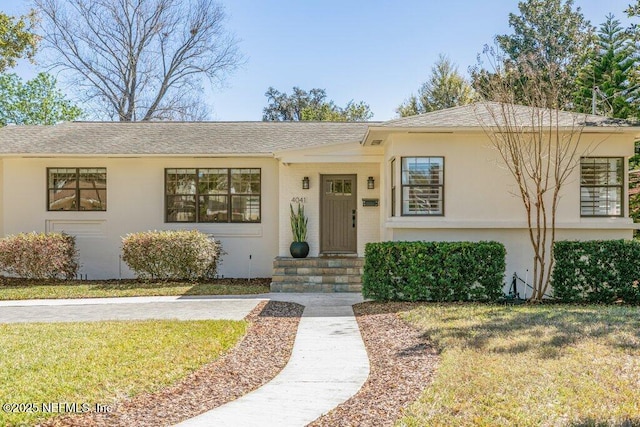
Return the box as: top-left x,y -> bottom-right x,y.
574,14 -> 637,118
396,54 -> 474,117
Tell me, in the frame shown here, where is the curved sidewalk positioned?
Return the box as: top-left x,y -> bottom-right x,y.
176,295 -> 369,427
0,293 -> 370,426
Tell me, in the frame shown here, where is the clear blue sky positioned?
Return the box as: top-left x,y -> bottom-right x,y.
1,0 -> 636,121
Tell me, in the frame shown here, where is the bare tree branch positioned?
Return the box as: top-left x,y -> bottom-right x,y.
474,47 -> 605,301
35,0 -> 242,121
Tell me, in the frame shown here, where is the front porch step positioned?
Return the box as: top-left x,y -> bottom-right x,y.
271,257 -> 364,293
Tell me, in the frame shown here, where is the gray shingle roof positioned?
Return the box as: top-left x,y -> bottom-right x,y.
0,102 -> 634,156
0,121 -> 374,155
381,102 -> 632,128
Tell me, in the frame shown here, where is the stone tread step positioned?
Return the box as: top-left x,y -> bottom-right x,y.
271,275 -> 362,284
270,283 -> 362,293
273,258 -> 364,269
273,267 -> 363,276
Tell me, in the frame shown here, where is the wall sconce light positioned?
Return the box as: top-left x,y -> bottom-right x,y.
302,176 -> 310,190
367,176 -> 375,190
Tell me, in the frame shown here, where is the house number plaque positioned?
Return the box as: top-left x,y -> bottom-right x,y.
291,197 -> 307,203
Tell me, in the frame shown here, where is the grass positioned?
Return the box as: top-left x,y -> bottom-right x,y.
0,319 -> 247,426
0,278 -> 270,300
399,304 -> 640,427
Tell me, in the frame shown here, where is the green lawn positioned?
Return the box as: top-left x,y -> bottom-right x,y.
400,304 -> 640,427
0,319 -> 247,426
0,278 -> 270,300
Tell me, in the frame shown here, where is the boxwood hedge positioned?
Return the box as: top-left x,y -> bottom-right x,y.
362,241 -> 506,301
551,240 -> 640,303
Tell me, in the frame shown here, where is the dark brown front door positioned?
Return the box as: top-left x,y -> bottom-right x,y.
321,174 -> 357,253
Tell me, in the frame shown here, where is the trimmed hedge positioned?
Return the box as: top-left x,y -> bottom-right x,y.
362,241 -> 506,301
551,240 -> 640,303
122,230 -> 222,280
0,232 -> 79,279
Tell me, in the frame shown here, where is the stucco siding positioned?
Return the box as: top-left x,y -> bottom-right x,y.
384,132 -> 634,226
2,157 -> 279,279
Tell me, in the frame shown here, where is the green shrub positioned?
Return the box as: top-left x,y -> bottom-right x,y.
0,232 -> 79,279
551,240 -> 640,303
122,230 -> 222,280
362,241 -> 506,301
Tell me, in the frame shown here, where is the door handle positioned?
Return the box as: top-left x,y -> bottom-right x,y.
352,209 -> 356,228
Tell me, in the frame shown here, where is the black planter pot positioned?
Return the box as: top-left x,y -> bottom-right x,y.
290,241 -> 310,258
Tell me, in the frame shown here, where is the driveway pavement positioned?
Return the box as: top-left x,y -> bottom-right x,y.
0,296 -> 267,323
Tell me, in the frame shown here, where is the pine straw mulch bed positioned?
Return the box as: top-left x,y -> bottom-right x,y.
42,300 -> 304,427
309,302 -> 440,427
43,301 -> 439,427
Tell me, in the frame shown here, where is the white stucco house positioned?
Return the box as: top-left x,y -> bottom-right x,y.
0,103 -> 638,291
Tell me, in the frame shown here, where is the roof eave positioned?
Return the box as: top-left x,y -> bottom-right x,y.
0,152 -> 276,158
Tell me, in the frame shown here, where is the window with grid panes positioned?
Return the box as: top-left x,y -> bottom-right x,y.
47,168 -> 107,211
165,168 -> 260,222
401,157 -> 444,216
580,157 -> 623,217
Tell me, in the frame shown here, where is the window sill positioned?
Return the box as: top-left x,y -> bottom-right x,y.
384,218 -> 639,230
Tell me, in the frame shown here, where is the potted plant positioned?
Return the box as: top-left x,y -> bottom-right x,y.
289,203 -> 309,258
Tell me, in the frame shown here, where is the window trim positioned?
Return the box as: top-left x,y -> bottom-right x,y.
164,167 -> 262,223
47,167 -> 107,212
400,156 -> 445,217
579,156 -> 624,218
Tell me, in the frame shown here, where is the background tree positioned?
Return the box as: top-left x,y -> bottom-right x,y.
0,73 -> 82,125
473,0 -> 602,301
35,0 -> 241,121
397,54 -> 474,117
0,11 -> 39,72
476,68 -> 596,301
574,14 -> 637,118
262,87 -> 373,122
475,0 -> 594,108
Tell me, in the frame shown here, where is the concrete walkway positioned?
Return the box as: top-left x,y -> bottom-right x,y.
0,293 -> 370,426
176,293 -> 369,427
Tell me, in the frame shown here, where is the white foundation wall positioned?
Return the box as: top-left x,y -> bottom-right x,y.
278,162 -> 380,257
391,227 -> 633,293
1,157 -> 279,279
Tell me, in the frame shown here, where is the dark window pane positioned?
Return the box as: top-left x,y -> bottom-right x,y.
166,169 -> 196,195
79,189 -> 106,211
343,180 -> 352,195
231,195 -> 260,222
199,195 -> 228,222
49,189 -> 76,210
402,157 -> 443,185
49,168 -> 77,190
198,169 -> 228,194
167,195 -> 196,222
231,168 -> 260,194
334,180 -> 343,194
78,168 -> 107,189
325,180 -> 334,194
391,159 -> 396,217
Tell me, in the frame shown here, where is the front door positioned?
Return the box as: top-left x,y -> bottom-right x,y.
321,174 -> 357,253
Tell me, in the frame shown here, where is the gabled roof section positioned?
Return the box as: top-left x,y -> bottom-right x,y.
0,121 -> 375,156
380,102 -> 632,128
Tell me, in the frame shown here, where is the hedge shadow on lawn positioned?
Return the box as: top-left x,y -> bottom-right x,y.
414,304 -> 640,358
